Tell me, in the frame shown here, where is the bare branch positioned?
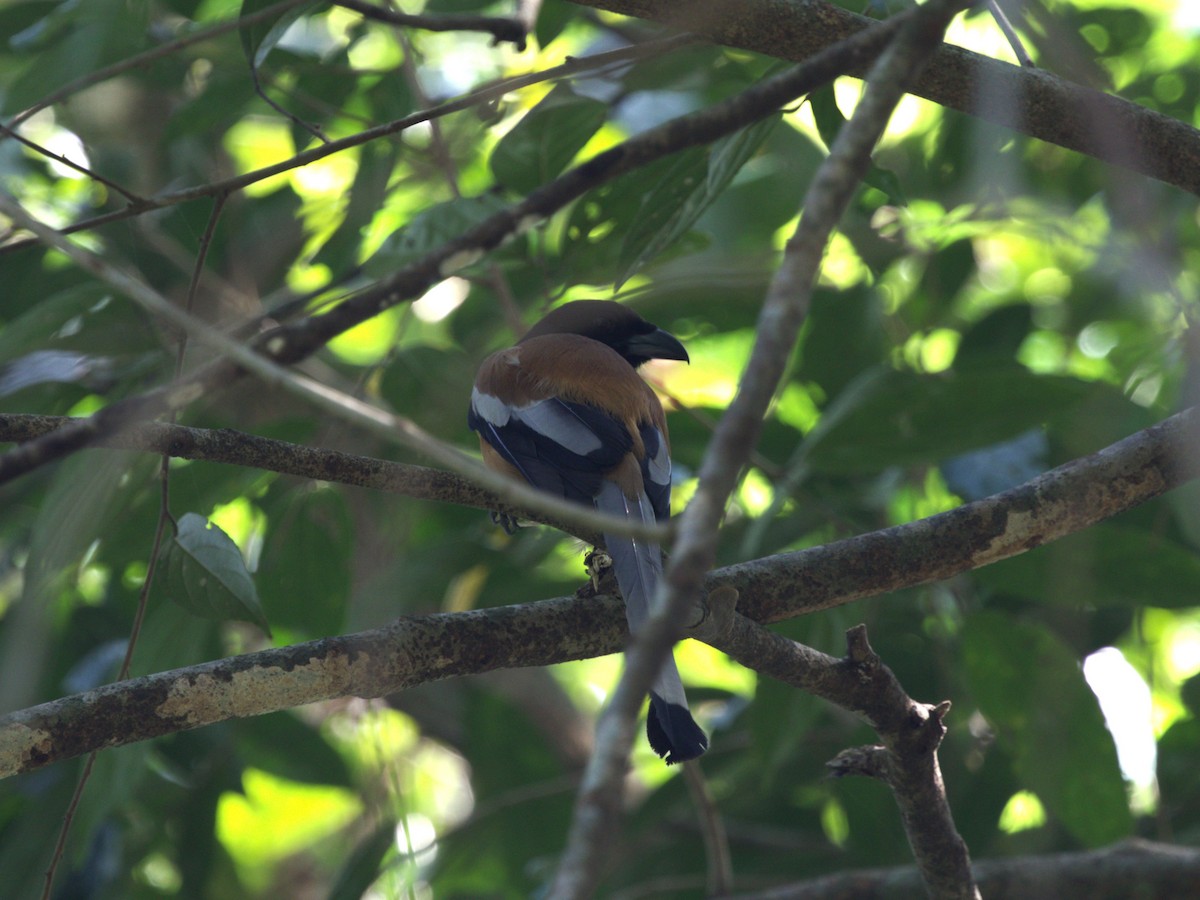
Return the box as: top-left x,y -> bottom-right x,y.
700,609 -> 978,899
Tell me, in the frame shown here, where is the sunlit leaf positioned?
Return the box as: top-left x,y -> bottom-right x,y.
809,83 -> 906,205
239,0 -> 318,69
257,487 -> 351,637
616,114 -> 779,286
490,85 -> 607,194
312,142 -> 398,273
363,194 -> 510,277
963,611 -> 1132,846
167,513 -> 270,633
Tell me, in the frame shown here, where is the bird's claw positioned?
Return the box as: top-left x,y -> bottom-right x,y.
490,510 -> 522,534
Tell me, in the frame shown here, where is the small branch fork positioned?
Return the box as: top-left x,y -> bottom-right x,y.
694,590 -> 979,900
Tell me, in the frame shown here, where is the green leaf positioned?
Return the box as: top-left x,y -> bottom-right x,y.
533,0 -> 577,49
561,153 -> 687,284
795,286 -> 887,399
363,194 -> 510,277
257,487 -> 352,637
977,525 -> 1200,609
234,711 -> 352,786
4,0 -> 150,114
312,141 -> 399,274
809,83 -> 906,205
239,0 -> 318,68
328,820 -> 397,900
167,513 -> 270,633
616,114 -> 779,286
490,84 -> 607,194
805,369 -> 1096,473
962,611 -> 1132,846
130,599 -> 221,679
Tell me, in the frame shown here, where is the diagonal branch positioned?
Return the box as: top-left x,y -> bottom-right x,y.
548,2 -> 982,894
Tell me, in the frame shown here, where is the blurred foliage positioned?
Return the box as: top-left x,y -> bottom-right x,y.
1,0 -> 1199,897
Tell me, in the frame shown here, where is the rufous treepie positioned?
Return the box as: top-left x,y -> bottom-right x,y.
468,300 -> 708,764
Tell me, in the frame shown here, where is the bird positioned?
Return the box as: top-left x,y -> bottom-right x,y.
468,300 -> 708,764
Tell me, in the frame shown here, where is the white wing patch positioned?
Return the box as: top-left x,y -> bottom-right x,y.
470,387 -> 512,425
471,388 -> 603,455
516,401 -> 603,454
645,426 -> 671,486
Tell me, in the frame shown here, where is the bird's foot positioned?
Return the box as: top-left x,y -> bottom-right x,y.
584,548 -> 614,593
490,510 -> 522,534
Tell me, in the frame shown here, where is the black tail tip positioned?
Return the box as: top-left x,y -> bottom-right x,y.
647,701 -> 708,765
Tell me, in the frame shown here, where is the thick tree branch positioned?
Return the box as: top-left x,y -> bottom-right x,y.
572,0 -> 1200,197
0,404 -> 1196,778
728,839 -> 1200,899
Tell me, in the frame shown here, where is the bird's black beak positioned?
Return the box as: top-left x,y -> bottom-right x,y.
626,328 -> 690,364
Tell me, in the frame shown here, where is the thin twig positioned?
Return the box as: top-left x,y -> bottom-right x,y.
0,36 -> 697,256
38,192 -> 228,900
2,0 -> 313,132
987,0 -> 1034,67
333,0 -> 528,49
682,761 -> 734,896
249,63 -> 330,144
0,123 -> 144,203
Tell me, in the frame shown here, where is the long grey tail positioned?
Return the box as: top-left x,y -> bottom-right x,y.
596,480 -> 708,764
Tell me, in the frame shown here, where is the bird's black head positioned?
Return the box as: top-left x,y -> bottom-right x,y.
519,300 -> 689,368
